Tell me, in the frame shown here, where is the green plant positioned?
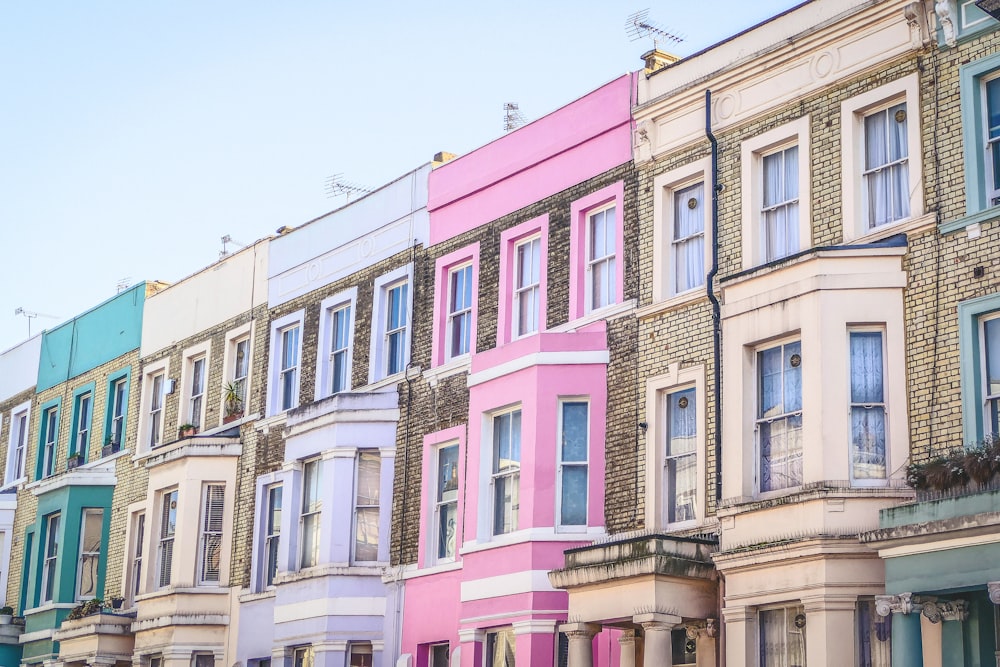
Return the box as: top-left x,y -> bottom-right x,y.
223,381 -> 244,417
0,606 -> 13,616
66,598 -> 104,620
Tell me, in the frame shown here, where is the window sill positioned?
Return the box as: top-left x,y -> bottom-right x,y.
553,300 -> 636,333
362,372 -> 407,393
460,526 -> 606,555
423,357 -> 470,387
637,291 -> 709,320
401,560 -> 463,581
0,477 -> 26,493
846,210 -> 936,244
939,205 -> 1000,235
238,588 -> 276,604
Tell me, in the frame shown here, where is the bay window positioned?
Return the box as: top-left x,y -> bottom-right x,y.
353,451 -> 380,562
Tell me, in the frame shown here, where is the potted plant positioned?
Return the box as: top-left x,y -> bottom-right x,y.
109,596 -> 125,610
66,598 -> 103,620
0,606 -> 13,625
222,381 -> 244,424
178,424 -> 198,438
67,452 -> 84,470
102,434 -> 120,458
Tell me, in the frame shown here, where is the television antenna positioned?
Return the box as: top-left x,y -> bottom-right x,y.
220,235 -> 247,260
503,103 -> 527,132
14,307 -> 60,338
625,9 -> 685,49
324,174 -> 371,202
115,277 -> 132,294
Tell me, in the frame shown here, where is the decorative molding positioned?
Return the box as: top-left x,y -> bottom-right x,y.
935,0 -> 957,45
685,619 -> 719,639
921,599 -> 969,623
988,581 -> 1000,604
875,592 -> 912,616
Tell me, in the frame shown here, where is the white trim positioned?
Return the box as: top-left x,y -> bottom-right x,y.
445,262 -> 474,362
467,351 -> 609,387
273,596 -> 387,623
4,400 -> 30,487
652,158 -> 713,303
369,264 -> 414,384
220,321 -> 254,422
459,526 -> 605,555
584,201 -> 618,314
740,116 -> 812,270
266,310 -> 305,417
316,288 -> 358,401
550,299 -> 635,333
512,234 -> 542,340
459,570 -> 557,602
840,73 -> 924,242
178,340 -> 211,431
138,357 -> 170,453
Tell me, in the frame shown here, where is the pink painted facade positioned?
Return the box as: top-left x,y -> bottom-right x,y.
401,73 -> 635,667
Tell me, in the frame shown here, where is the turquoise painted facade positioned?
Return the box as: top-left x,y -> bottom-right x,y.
35,283 -> 147,393
20,482 -> 113,664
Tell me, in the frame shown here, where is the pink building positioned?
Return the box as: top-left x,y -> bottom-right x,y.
399,74 -> 636,667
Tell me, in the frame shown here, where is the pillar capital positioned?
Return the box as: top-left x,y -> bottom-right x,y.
633,612 -> 682,630
558,622 -> 601,638
988,581 -> 1000,605
875,592 -> 913,616
685,618 -> 718,639
920,599 -> 969,623
618,628 -> 637,645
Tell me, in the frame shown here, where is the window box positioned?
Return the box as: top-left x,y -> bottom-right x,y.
178,424 -> 198,439
67,453 -> 84,470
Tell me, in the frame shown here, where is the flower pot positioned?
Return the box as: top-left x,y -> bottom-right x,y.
223,412 -> 243,425
111,598 -> 124,610
0,615 -> 12,625
67,456 -> 82,470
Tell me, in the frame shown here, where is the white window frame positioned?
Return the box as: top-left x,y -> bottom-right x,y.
157,488 -> 178,589
198,483 -> 225,585
221,322 -> 253,420
490,408 -> 522,537
348,642 -> 373,667
293,647 -> 314,667
645,363 -> 706,530
41,406 -> 58,479
664,387 -> 698,525
299,458 -> 322,570
512,235 -> 542,339
266,310 -> 304,416
316,290 -> 357,401
178,341 -> 211,432
5,401 -> 30,486
585,203 -> 618,313
76,508 -> 103,601
740,116 -> 811,269
432,442 -> 459,564
41,513 -> 60,603
369,264 -> 413,383
984,72 -> 1000,208
848,328 -> 890,487
652,158 -> 713,303
126,507 -> 145,604
841,74 -> 924,242
262,483 -> 282,588
139,358 -> 169,452
352,450 -> 381,563
446,263 -> 474,361
755,339 -> 804,495
73,391 -> 92,458
556,398 -> 589,530
484,627 -> 516,667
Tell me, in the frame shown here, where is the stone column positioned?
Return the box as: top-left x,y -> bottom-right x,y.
559,622 -> 600,667
802,594 -> 858,667
635,613 -> 680,667
457,628 -> 484,667
618,629 -> 637,667
512,619 -> 558,666
314,640 -> 348,667
722,606 -> 756,667
371,639 -> 385,667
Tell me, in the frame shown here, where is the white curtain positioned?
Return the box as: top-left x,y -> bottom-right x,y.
851,332 -> 886,479
674,182 -> 705,291
762,147 -> 799,261
865,104 -> 909,228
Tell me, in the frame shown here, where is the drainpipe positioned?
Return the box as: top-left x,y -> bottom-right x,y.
705,90 -> 723,503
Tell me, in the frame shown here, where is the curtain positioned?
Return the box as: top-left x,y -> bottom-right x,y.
763,147 -> 799,261
674,183 -> 705,291
851,333 -> 886,479
759,344 -> 802,491
865,104 -> 909,228
986,318 -> 1000,435
988,78 -> 1000,192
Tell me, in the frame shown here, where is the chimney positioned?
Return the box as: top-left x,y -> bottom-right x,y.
432,151 -> 458,168
642,49 -> 680,75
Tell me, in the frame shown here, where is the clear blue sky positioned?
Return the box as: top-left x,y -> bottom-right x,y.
0,1 -> 802,353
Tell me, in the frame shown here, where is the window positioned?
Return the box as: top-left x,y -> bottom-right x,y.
354,451 -> 380,562
850,331 -> 888,482
371,265 -> 414,381
108,376 -> 127,451
148,371 -> 165,448
757,341 -> 803,493
430,644 -> 450,667
652,161 -> 711,302
672,182 -> 705,294
569,183 -> 624,319
300,459 -> 321,569
447,264 -> 473,359
222,323 -> 252,420
5,403 -> 29,484
279,325 -> 301,412
188,356 -> 206,428
982,314 -> 1000,438
558,401 -> 589,527
741,117 -> 811,269
434,444 -> 458,561
492,410 -> 521,535
149,656 -> 163,667
330,304 -> 352,393
857,599 -> 892,667
264,484 -> 282,587
513,237 -> 541,338
959,56 -> 1000,218
293,647 -> 314,667
349,643 -> 373,667
485,627 -> 516,667
841,75 -> 923,240
130,512 -> 145,603
862,102 -> 910,229
77,508 -> 103,600
317,291 -> 356,400
199,484 -> 225,584
958,295 -> 1000,444
41,406 -> 58,479
985,75 -> 1000,208
665,388 -> 697,524
157,489 -> 178,588
759,605 -> 806,667
232,337 -> 250,404
41,513 -> 60,603
193,655 -> 215,667
72,391 -> 92,458
588,205 -> 617,310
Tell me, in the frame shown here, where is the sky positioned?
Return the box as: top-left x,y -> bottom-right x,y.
0,0 -> 803,354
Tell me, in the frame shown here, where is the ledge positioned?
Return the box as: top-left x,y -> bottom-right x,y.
53,611 -> 135,641
273,563 -> 388,585
718,481 -> 913,516
939,205 -> 1000,235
